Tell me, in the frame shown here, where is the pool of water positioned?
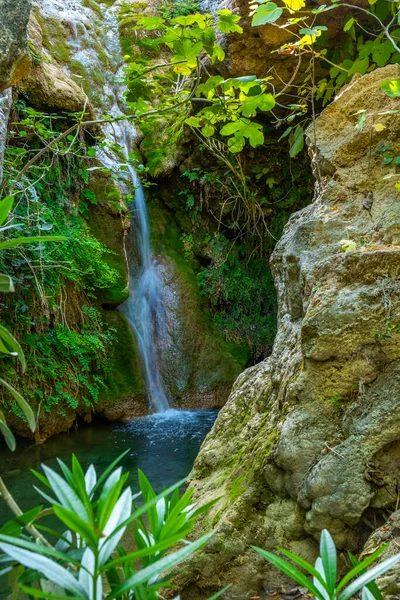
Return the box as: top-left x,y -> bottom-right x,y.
0,409 -> 218,525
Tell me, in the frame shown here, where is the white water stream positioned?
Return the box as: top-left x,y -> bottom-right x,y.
35,0 -> 170,412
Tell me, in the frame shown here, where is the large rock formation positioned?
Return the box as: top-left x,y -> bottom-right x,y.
0,0 -> 31,92
179,64 -> 400,599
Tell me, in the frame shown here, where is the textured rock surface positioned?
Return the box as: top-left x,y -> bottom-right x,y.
178,64 -> 400,599
0,0 -> 32,91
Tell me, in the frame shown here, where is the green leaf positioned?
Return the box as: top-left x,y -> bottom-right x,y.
0,506 -> 43,536
380,79 -> 400,97
0,324 -> 26,370
0,235 -> 66,251
202,124 -> 215,137
253,546 -> 322,598
0,274 -> 14,292
0,196 -> 14,227
0,379 -> 35,431
240,93 -> 275,117
42,464 -> 90,521
252,2 -> 283,26
339,554 -> 400,600
53,505 -> 98,547
216,10 -> 243,34
0,542 -> 88,598
106,533 -> 213,598
185,116 -> 201,127
0,411 -> 16,450
138,16 -> 165,30
336,546 -> 387,594
289,124 -> 304,157
320,529 -> 337,594
344,17 -> 355,31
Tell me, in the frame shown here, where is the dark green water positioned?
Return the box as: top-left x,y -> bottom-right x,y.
0,409 -> 218,526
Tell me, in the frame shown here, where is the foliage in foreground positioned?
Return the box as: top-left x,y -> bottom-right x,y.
0,453 -> 220,600
254,528 -> 400,600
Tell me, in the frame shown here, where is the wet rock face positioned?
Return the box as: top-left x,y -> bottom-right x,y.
181,64 -> 400,598
0,0 -> 32,91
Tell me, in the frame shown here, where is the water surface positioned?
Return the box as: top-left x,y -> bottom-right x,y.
0,410 -> 217,525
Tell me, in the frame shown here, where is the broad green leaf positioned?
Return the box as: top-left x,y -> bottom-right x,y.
216,10 -> 242,34
0,542 -> 88,597
0,379 -> 35,431
252,2 -> 282,26
0,274 -> 14,292
240,93 -> 275,117
138,16 -> 165,30
0,324 -> 26,370
185,117 -> 201,127
202,124 -> 215,136
0,196 -> 14,227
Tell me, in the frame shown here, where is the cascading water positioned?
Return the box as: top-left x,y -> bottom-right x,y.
35,0 -> 170,412
116,136 -> 170,413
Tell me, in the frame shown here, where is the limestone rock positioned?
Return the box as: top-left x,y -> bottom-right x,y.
19,59 -> 90,113
180,64 -> 400,598
362,510 -> 400,600
0,0 -> 32,91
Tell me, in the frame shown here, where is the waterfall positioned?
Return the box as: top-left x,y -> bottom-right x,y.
117,133 -> 170,413
35,0 -> 170,412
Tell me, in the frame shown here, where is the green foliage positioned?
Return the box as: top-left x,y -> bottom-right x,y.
0,455 -> 216,599
0,101 -> 122,418
198,234 -> 277,359
254,528 -> 400,600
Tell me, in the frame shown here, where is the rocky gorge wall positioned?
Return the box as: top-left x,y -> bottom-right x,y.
0,0 -> 245,439
178,64 -> 400,599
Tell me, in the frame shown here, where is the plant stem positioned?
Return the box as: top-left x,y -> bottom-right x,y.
0,475 -> 53,547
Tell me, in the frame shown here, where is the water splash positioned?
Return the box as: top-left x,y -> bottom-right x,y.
35,0 -> 170,412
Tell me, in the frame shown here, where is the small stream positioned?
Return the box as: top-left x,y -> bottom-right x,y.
0,410 -> 217,525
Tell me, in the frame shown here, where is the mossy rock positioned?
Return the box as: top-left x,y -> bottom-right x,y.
97,310 -> 146,416
148,199 -> 249,407
87,170 -> 129,307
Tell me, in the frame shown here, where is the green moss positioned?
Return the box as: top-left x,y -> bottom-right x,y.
86,171 -> 129,306
34,11 -> 71,64
140,115 -> 185,176
82,0 -> 103,16
148,199 -> 249,397
229,476 -> 246,503
99,311 -> 144,403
